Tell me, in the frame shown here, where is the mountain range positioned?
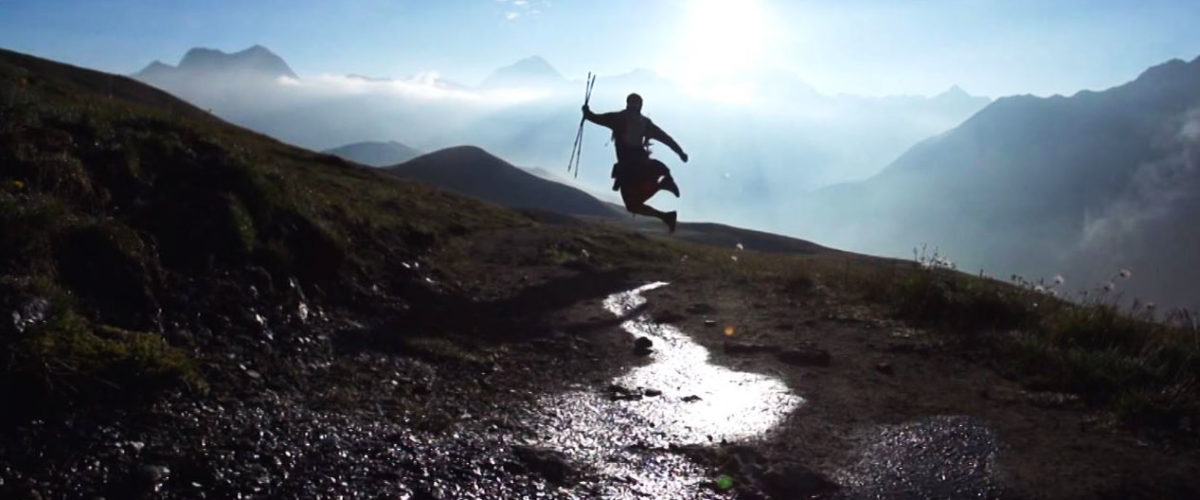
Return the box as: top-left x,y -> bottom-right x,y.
128,45 -> 992,194
124,45 -> 1200,309
796,54 -> 1200,309
135,44 -> 297,83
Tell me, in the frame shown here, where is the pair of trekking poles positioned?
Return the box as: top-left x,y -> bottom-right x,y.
567,72 -> 596,179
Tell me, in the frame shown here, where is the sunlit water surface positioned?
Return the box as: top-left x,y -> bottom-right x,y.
532,282 -> 803,498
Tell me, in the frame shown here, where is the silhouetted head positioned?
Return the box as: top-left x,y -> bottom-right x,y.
625,93 -> 643,114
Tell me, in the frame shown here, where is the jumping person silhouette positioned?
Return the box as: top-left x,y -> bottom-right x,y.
582,93 -> 689,232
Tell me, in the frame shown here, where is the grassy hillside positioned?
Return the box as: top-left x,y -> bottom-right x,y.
0,47 -> 537,412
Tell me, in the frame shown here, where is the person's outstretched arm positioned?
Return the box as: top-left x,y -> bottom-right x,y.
647,120 -> 689,162
582,105 -> 619,130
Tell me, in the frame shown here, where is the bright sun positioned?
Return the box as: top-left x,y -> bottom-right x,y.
667,0 -> 773,101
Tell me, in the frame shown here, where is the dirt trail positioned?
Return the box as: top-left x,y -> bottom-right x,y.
638,274 -> 1200,498
3,258 -> 1197,499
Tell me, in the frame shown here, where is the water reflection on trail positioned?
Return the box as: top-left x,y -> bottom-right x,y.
533,282 -> 803,498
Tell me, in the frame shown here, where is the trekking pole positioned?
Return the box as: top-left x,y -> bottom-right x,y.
576,73 -> 595,177
567,73 -> 594,177
568,72 -> 596,178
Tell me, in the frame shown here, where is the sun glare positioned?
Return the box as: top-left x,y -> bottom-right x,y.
667,0 -> 773,101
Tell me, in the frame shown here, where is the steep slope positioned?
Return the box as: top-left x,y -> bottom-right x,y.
0,47 -> 525,411
798,54 -> 1200,309
324,140 -> 421,167
387,146 -> 621,218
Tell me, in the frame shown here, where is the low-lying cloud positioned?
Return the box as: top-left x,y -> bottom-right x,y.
279,73 -> 550,104
1063,107 -> 1200,308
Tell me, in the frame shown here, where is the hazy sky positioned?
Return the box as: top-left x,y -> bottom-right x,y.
2,0 -> 1199,97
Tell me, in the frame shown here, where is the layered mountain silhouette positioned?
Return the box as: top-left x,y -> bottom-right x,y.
129,46 -> 991,190
325,141 -> 421,167
480,56 -> 565,89
135,45 -> 297,84
799,54 -> 1200,309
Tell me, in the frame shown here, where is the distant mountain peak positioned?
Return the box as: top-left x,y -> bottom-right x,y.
510,56 -> 555,71
133,60 -> 176,80
138,45 -> 297,82
179,47 -> 223,65
433,145 -> 497,161
932,85 -> 982,101
941,84 -> 967,96
323,140 -> 421,167
1134,57 -> 1194,83
481,56 -> 565,88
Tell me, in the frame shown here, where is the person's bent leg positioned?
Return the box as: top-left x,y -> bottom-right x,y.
623,201 -> 677,234
622,180 -> 676,232
626,203 -> 666,219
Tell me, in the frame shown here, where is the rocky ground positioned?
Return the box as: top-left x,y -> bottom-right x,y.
4,226 -> 1198,499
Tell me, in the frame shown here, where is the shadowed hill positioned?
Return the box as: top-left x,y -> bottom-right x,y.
387,146 -> 622,218
389,146 -> 843,255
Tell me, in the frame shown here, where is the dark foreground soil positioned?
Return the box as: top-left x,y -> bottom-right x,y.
2,225 -> 1198,499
